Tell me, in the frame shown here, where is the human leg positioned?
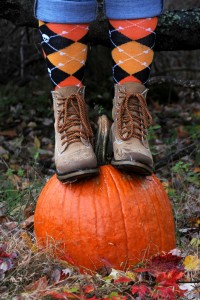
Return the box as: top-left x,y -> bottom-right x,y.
35,0 -> 98,182
105,0 -> 163,175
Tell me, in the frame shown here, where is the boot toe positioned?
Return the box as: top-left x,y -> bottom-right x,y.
55,147 -> 97,175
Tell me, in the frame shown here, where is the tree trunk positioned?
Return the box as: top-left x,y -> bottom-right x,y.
1,0 -> 200,51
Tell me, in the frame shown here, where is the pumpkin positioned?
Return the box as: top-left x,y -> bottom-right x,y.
34,165 -> 176,272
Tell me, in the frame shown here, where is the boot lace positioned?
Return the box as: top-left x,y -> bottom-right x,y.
56,93 -> 93,146
117,91 -> 152,141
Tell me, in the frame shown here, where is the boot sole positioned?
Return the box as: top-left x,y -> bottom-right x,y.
56,168 -> 99,183
111,160 -> 153,176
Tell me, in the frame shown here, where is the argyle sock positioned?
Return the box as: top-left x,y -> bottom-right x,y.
38,21 -> 89,89
109,18 -> 158,85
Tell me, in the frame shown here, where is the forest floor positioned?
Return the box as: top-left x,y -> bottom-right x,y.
0,78 -> 199,299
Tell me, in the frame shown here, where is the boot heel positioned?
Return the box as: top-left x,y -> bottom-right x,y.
95,115 -> 112,165
107,128 -> 113,163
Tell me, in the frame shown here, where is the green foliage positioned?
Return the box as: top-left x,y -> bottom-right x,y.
171,161 -> 200,187
0,166 -> 44,222
147,124 -> 161,141
190,238 -> 200,249
171,161 -> 190,173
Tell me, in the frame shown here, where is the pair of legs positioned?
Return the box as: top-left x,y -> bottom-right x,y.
35,0 -> 163,182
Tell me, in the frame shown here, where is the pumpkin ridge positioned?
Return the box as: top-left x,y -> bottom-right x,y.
152,175 -> 175,250
106,166 -> 129,267
128,176 -> 150,261
151,176 -> 166,251
90,177 -> 99,269
140,176 -> 161,255
102,166 -> 122,267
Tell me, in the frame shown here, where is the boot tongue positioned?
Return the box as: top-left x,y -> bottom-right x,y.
122,82 -> 147,95
121,94 -> 141,140
55,91 -> 92,147
119,84 -> 149,141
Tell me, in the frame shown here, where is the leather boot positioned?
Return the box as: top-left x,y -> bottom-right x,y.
52,86 -> 98,182
111,82 -> 153,175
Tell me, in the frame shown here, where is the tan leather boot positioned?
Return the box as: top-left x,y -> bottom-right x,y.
52,86 -> 98,182
111,82 -> 153,175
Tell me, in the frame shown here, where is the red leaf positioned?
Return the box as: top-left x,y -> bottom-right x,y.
44,291 -> 77,299
132,284 -> 150,299
135,253 -> 183,277
110,296 -> 127,300
156,270 -> 184,286
84,284 -> 95,293
152,285 -> 186,300
0,245 -> 17,259
114,276 -> 131,284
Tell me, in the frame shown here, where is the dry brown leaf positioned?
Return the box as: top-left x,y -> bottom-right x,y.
24,276 -> 48,292
176,126 -> 189,138
193,167 -> 200,173
0,130 -> 17,137
23,205 -> 35,219
20,215 -> 34,230
3,222 -> 18,231
20,232 -> 37,253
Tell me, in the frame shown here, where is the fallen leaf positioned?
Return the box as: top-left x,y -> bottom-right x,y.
50,267 -> 61,284
156,270 -> 184,286
3,221 -> 18,231
20,232 -> 37,253
23,204 -> 35,219
193,167 -> 200,173
0,216 -> 12,224
24,276 -> 48,292
114,276 -> 131,284
34,136 -> 40,150
152,284 -> 185,300
169,248 -> 182,257
188,217 -> 200,228
44,290 -> 77,299
8,174 -> 21,188
0,202 -> 8,217
125,270 -> 137,281
176,126 -> 189,138
132,284 -> 150,299
135,253 -> 183,277
84,284 -> 95,293
97,265 -> 112,276
183,255 -> 200,271
0,245 -> 18,280
0,130 -> 17,137
190,238 -> 200,248
20,215 -> 34,230
0,146 -> 8,156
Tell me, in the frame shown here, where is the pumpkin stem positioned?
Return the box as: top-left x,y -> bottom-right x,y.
95,115 -> 112,166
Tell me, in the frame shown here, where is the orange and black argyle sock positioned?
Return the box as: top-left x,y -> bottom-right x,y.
109,18 -> 158,85
38,21 -> 89,89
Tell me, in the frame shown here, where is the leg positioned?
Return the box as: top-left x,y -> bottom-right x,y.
35,0 -> 98,182
105,0 -> 163,175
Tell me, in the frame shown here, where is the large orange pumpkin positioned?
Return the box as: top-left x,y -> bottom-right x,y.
34,165 -> 176,272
